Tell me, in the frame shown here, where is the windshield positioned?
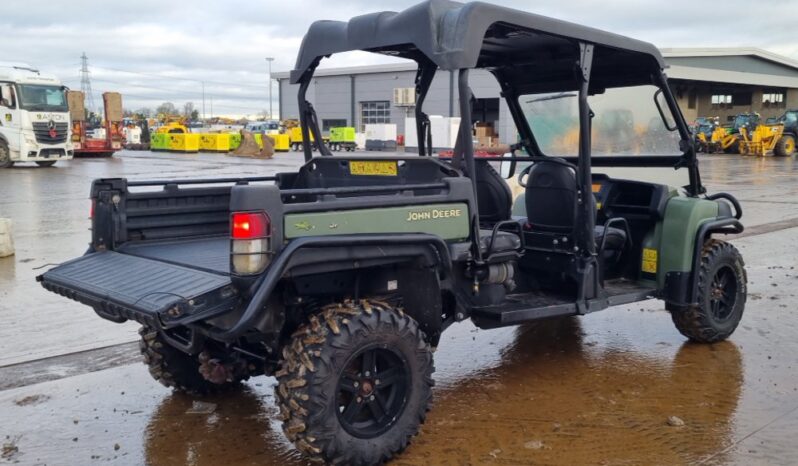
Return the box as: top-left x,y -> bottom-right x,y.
17,84 -> 68,112
519,85 -> 681,156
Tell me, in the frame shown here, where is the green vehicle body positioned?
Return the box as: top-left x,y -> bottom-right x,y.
285,202 -> 470,240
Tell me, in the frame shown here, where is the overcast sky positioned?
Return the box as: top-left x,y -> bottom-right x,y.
4,0 -> 797,118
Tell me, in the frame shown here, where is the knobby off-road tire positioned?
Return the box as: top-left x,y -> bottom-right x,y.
0,142 -> 13,168
774,135 -> 796,157
672,239 -> 747,343
275,299 -> 434,466
139,327 -> 246,396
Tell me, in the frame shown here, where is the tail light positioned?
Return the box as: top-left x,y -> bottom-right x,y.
231,211 -> 272,275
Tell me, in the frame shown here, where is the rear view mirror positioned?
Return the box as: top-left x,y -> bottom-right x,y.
654,89 -> 677,131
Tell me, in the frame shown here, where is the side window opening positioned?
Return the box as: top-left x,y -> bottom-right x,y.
0,84 -> 15,108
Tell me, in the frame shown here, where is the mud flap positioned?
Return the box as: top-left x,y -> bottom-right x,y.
37,251 -> 236,328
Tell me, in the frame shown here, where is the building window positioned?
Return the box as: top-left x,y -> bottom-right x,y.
322,119 -> 347,131
733,91 -> 752,107
360,100 -> 391,131
762,90 -> 785,108
711,94 -> 733,108
687,89 -> 697,110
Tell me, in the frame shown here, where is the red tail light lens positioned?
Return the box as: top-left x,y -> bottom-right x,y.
231,212 -> 270,239
230,211 -> 272,275
90,199 -> 95,219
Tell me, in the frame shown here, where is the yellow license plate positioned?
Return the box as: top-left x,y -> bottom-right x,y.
641,248 -> 658,274
349,160 -> 398,176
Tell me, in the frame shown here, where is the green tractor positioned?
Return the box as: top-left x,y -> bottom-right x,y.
38,1 -> 747,465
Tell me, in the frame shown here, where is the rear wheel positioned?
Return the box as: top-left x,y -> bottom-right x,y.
35,161 -> 56,167
138,327 -> 247,395
774,135 -> 796,157
275,299 -> 434,466
671,239 -> 746,343
0,142 -> 13,168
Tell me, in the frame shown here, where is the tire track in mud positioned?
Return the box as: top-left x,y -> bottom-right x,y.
0,342 -> 140,391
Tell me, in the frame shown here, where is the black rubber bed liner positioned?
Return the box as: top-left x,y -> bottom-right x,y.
38,251 -> 234,327
118,237 -> 230,274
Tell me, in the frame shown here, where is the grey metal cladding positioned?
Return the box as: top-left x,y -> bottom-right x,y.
289,0 -> 665,83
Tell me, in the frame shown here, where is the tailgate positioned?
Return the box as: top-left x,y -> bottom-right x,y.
38,251 -> 237,328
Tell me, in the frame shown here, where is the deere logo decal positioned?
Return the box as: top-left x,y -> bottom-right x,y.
406,208 -> 463,222
294,221 -> 314,231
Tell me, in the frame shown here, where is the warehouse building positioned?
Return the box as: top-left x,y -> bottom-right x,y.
275,48 -> 798,146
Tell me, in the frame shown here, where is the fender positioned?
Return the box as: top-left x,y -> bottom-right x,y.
662,193 -> 743,309
688,217 -> 743,303
210,233 -> 452,342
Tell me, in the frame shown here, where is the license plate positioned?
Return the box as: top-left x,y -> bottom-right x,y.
349,160 -> 398,176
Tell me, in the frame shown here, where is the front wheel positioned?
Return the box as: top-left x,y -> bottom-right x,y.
275,299 -> 434,466
774,135 -> 796,157
671,239 -> 747,343
0,142 -> 13,168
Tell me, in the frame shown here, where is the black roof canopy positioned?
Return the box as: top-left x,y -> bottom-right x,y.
290,0 -> 666,92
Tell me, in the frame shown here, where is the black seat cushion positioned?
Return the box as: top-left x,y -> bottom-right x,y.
594,225 -> 626,251
474,159 -> 512,225
479,229 -> 521,253
524,161 -> 576,233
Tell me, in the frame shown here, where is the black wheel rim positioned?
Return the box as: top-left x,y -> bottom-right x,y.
709,265 -> 738,322
335,345 -> 409,438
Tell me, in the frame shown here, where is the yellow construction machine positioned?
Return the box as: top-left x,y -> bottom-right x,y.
694,117 -> 731,154
154,115 -> 189,134
738,121 -> 785,157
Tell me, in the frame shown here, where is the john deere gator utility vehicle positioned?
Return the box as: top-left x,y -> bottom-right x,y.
38,1 -> 747,464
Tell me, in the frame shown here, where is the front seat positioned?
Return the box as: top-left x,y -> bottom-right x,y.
474,159 -> 513,226
523,160 -> 626,262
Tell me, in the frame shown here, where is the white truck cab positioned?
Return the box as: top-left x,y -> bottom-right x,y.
0,62 -> 73,168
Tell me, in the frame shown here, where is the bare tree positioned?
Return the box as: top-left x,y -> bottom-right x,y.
156,102 -> 177,116
183,101 -> 195,118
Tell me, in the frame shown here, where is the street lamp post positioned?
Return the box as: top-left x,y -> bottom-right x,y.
265,57 -> 274,120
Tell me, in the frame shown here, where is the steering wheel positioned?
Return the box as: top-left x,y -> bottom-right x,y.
517,157 -> 578,188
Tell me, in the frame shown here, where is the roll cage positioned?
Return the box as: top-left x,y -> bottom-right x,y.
289,0 -> 703,267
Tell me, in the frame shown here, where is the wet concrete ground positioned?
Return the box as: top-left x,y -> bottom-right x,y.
1,151 -> 798,465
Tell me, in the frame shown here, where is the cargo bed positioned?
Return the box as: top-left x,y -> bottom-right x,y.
118,237 -> 230,275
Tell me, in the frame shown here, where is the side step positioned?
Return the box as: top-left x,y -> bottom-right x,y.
470,281 -> 657,329
38,251 -> 237,328
470,293 -> 578,329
